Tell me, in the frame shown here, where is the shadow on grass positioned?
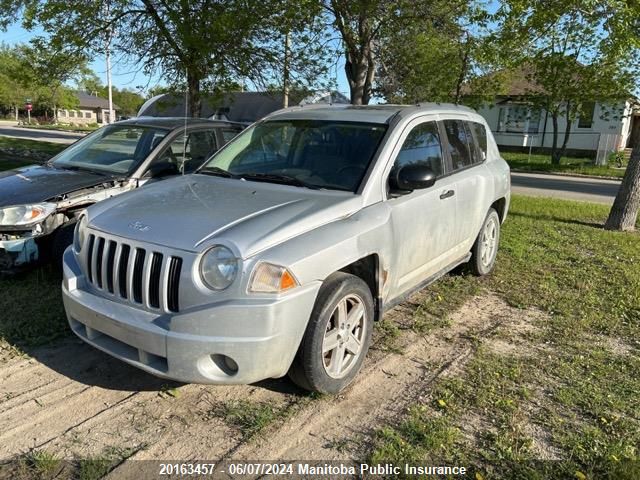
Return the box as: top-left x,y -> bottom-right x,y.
509,211 -> 605,229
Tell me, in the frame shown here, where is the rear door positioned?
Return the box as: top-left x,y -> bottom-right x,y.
441,119 -> 491,248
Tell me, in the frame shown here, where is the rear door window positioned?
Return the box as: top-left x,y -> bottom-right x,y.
443,119 -> 474,171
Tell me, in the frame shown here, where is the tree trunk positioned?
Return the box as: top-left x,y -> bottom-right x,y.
554,107 -> 573,164
186,70 -> 202,118
550,113 -> 561,165
344,42 -> 374,105
605,140 -> 640,231
14,105 -> 18,122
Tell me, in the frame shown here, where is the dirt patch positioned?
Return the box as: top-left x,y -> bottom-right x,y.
0,290 -> 552,475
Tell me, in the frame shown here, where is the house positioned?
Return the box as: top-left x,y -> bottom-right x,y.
471,69 -> 639,161
57,91 -> 120,125
137,91 -> 349,124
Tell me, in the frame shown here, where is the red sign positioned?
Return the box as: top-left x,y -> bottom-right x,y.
25,103 -> 32,111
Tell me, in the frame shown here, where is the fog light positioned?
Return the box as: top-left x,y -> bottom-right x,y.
211,354 -> 238,375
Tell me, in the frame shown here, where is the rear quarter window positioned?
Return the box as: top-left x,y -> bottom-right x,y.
468,121 -> 488,160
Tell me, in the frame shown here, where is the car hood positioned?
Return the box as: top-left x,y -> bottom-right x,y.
88,175 -> 362,257
0,164 -> 114,206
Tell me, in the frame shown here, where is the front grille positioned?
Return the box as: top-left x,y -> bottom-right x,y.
85,233 -> 182,312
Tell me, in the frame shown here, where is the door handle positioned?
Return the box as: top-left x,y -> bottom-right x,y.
439,190 -> 455,200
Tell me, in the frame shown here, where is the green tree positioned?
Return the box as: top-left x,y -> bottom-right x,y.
2,0 -> 332,117
375,3 -> 492,105
493,0 -> 639,164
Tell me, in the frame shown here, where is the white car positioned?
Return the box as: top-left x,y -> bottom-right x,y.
62,104 -> 510,393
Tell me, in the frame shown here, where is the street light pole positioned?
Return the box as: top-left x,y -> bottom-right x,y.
104,4 -> 115,124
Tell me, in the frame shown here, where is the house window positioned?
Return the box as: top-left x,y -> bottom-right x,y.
69,110 -> 75,118
498,105 -> 540,133
578,102 -> 595,128
85,112 -> 91,119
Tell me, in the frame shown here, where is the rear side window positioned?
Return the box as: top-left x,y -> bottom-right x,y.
393,121 -> 444,177
443,120 -> 474,170
221,128 -> 240,143
468,121 -> 487,160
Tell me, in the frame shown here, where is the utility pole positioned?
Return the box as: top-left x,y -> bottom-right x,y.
104,4 -> 115,124
283,31 -> 290,108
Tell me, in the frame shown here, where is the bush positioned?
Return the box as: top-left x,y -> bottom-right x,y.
607,151 -> 626,167
87,122 -> 99,128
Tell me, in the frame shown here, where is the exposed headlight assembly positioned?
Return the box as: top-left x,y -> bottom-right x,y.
249,262 -> 299,293
74,215 -> 88,253
0,203 -> 56,227
200,245 -> 239,290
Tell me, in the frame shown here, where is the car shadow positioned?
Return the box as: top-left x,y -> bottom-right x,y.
509,211 -> 604,229
21,335 -> 307,395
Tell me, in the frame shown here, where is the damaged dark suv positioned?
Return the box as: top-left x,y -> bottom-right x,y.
0,117 -> 242,272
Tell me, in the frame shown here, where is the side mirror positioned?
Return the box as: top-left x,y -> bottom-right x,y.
391,164 -> 437,193
146,161 -> 179,178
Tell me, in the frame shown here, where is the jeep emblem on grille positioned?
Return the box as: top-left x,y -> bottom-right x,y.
128,221 -> 151,232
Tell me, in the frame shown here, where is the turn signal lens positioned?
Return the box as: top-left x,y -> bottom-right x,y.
249,263 -> 299,293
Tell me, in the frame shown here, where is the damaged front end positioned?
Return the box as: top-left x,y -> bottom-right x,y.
0,179 -> 134,273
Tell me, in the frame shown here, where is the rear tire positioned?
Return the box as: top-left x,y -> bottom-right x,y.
469,208 -> 501,276
288,272 -> 374,394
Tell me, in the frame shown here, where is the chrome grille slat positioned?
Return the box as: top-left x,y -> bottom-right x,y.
141,250 -> 153,307
84,232 -> 182,312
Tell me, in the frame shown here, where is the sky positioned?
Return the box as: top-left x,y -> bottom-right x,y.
0,21 -> 351,98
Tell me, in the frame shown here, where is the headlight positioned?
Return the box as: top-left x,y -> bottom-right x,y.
74,215 -> 88,253
249,262 -> 299,293
200,245 -> 238,290
0,203 -> 56,227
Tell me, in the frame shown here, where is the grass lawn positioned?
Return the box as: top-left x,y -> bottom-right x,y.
0,154 -> 39,171
20,124 -> 98,133
0,137 -> 66,156
371,196 -> 640,478
503,151 -> 626,179
0,195 -> 638,479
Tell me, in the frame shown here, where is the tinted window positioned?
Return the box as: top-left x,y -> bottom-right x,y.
155,130 -> 218,174
393,121 -> 444,177
202,120 -> 387,192
222,128 -> 240,143
443,120 -> 473,170
468,121 -> 487,159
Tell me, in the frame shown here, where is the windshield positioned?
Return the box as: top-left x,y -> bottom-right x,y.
199,120 -> 387,192
52,125 -> 170,175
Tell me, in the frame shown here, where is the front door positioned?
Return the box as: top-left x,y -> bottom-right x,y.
387,118 -> 459,298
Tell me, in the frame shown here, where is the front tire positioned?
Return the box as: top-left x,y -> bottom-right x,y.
469,208 -> 501,276
288,272 -> 374,394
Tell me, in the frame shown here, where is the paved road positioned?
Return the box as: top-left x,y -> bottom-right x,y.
511,172 -> 620,204
0,122 -> 86,144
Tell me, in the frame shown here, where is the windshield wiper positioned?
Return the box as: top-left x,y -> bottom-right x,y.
198,166 -> 239,178
239,172 -> 322,190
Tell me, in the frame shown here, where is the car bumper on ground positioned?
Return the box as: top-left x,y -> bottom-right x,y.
61,247 -> 321,385
0,237 -> 40,272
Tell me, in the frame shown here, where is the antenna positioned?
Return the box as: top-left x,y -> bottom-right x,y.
182,76 -> 188,175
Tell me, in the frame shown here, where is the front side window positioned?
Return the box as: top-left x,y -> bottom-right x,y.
392,121 -> 444,177
156,130 -> 219,174
51,125 -> 170,175
443,120 -> 473,170
200,120 -> 387,192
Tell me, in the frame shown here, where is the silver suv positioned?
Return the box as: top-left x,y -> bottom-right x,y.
62,104 -> 510,393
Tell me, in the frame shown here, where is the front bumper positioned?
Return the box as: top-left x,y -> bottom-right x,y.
0,237 -> 40,272
62,247 -> 321,384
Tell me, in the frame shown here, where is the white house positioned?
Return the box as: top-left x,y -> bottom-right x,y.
473,72 -> 639,161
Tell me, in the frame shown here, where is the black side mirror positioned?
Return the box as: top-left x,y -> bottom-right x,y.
147,161 -> 179,178
390,164 -> 437,193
